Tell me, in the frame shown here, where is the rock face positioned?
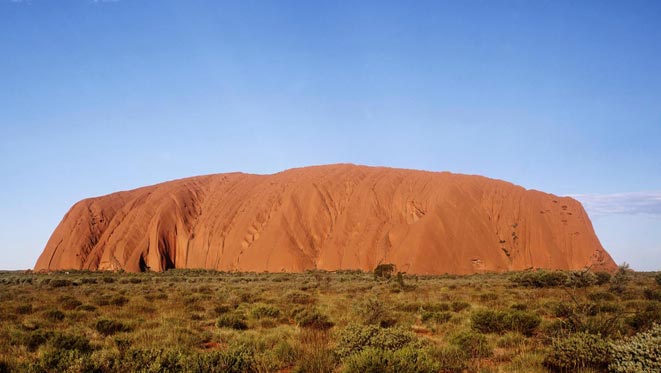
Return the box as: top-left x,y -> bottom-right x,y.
35,164 -> 616,274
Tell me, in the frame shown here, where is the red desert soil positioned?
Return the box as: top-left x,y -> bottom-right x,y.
35,164 -> 616,274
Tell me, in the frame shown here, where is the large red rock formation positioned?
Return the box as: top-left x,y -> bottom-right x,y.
34,164 -> 616,274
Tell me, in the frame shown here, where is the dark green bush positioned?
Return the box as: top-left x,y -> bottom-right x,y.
110,295 -> 129,306
360,297 -> 396,327
50,279 -> 71,288
285,290 -> 315,305
26,330 -> 53,351
421,311 -> 452,324
471,309 -> 540,336
595,271 -> 612,285
217,314 -> 248,330
294,308 -> 334,330
95,319 -> 131,336
428,345 -> 467,372
343,346 -> 440,373
214,304 -> 232,315
505,310 -> 541,336
374,264 -> 396,280
42,309 -> 65,322
471,309 -> 507,334
589,290 -> 616,302
450,301 -> 471,312
625,301 -> 661,332
511,270 -> 568,288
644,288 -> 661,301
335,324 -> 421,359
49,332 -> 92,353
250,304 -> 281,319
656,273 -> 661,286
449,330 -> 492,358
58,295 -> 82,310
543,332 -> 612,371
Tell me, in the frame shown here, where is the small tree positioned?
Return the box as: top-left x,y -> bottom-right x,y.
374,264 -> 396,280
610,263 -> 632,294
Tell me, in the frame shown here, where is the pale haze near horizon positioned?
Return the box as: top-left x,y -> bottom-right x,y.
1,0 -> 660,271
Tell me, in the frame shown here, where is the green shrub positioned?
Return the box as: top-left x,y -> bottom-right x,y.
421,311 -> 452,324
511,270 -> 568,288
471,309 -> 506,334
217,314 -> 248,330
95,319 -> 131,336
294,308 -> 334,330
505,310 -> 541,336
214,304 -> 233,315
543,332 -> 612,371
428,345 -> 467,372
566,271 -> 597,288
110,295 -> 129,306
343,346 -> 439,373
251,304 -> 281,319
360,297 -> 396,327
471,309 -> 540,336
335,324 -> 421,359
589,290 -> 616,302
42,309 -> 65,322
625,301 -> 661,332
26,330 -> 53,351
450,301 -> 471,312
644,288 -> 661,301
595,271 -> 612,285
58,295 -> 82,310
610,323 -> 661,372
49,332 -> 92,353
610,263 -> 632,294
449,330 -> 492,358
285,290 -> 315,305
50,279 -> 71,288
656,273 -> 661,286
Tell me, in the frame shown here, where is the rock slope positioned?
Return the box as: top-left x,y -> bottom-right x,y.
35,164 -> 616,274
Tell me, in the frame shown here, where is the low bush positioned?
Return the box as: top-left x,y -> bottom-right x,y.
511,270 -> 568,288
610,323 -> 661,372
450,301 -> 471,312
58,295 -> 82,310
335,324 -> 420,359
595,271 -> 612,285
49,332 -> 93,353
49,279 -> 71,288
343,346 -> 440,373
294,308 -> 334,330
428,345 -> 467,372
15,304 -> 32,314
95,319 -> 131,336
251,304 -> 281,319
543,332 -> 612,371
471,309 -> 540,336
42,309 -> 65,322
421,311 -> 452,324
217,314 -> 248,330
656,273 -> 661,286
285,290 -> 315,305
449,330 -> 492,358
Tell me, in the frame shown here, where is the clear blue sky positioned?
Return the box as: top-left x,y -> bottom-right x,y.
1,0 -> 660,270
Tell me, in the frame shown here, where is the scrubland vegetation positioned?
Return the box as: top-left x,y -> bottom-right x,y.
0,265 -> 659,372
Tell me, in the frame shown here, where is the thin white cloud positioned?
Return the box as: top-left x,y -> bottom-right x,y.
572,191 -> 661,217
